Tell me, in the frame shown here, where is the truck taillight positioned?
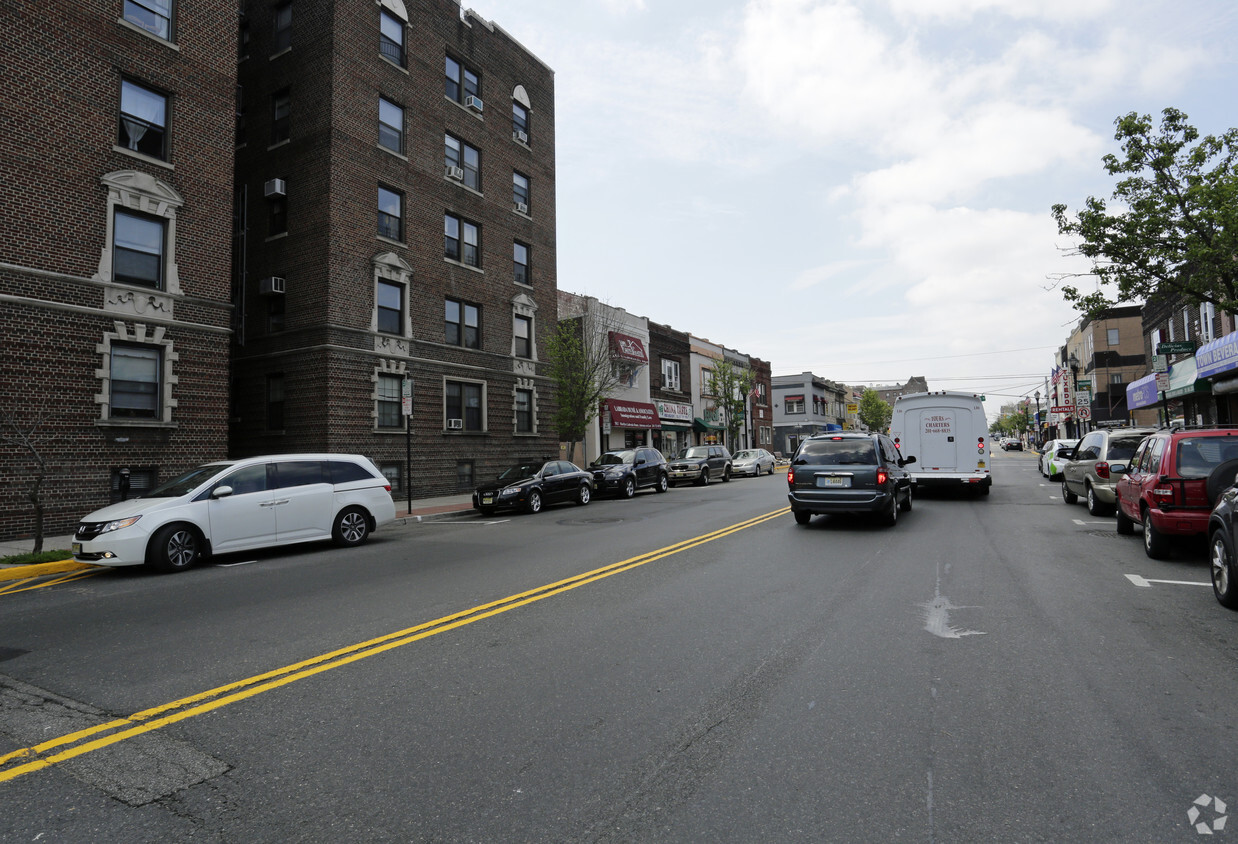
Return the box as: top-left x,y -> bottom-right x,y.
1095,461 -> 1110,480
877,467 -> 888,486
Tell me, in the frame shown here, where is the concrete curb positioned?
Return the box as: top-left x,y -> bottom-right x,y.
0,560 -> 95,582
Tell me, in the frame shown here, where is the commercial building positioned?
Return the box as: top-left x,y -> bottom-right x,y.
771,373 -> 851,455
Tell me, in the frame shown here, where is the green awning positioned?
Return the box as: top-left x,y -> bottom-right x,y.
693,417 -> 724,432
1165,356 -> 1212,399
660,422 -> 693,432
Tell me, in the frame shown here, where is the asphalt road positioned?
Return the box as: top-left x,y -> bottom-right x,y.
2,453 -> 1236,842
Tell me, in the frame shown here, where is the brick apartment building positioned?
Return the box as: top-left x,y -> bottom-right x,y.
230,0 -> 558,496
0,0 -> 236,538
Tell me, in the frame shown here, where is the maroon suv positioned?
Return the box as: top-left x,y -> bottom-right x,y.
1115,428 -> 1238,558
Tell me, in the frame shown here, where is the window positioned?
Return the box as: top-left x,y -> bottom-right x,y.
118,80 -> 168,160
377,373 -> 402,428
1201,302 -> 1217,343
379,9 -> 404,66
238,20 -> 249,59
377,280 -> 403,334
514,314 -> 532,358
1107,328 -> 1119,346
445,56 -> 480,106
512,101 -> 528,141
268,195 -> 286,236
446,299 -> 480,348
381,464 -> 402,493
785,395 -> 805,414
444,134 -> 480,190
700,367 -> 714,396
110,344 -> 161,419
513,242 -> 530,286
271,89 -> 290,144
456,459 -> 474,487
267,373 -> 284,430
661,358 -> 680,391
515,388 -> 533,433
1110,373 -> 1125,386
267,295 -> 284,333
513,172 -> 530,212
272,2 -> 291,52
446,380 -> 483,431
444,213 -> 480,266
378,98 -> 403,154
124,0 -> 173,39
113,210 -> 165,288
1151,328 -> 1162,352
1182,307 -> 1191,341
378,186 -> 402,241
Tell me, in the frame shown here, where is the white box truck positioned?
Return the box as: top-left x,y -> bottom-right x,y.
889,391 -> 991,494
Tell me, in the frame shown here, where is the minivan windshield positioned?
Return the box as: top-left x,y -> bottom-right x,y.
797,439 -> 877,465
144,464 -> 231,498
1108,436 -> 1146,462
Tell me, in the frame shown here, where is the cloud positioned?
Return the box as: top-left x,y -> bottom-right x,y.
598,0 -> 647,14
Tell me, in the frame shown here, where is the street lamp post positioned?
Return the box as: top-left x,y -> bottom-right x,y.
1034,390 -> 1041,448
1068,352 -> 1081,438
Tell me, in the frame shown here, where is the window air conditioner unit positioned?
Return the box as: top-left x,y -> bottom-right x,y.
264,178 -> 286,197
259,276 -> 285,295
464,95 -> 483,112
447,418 -> 464,430
445,165 -> 464,181
514,202 -> 528,214
513,130 -> 528,144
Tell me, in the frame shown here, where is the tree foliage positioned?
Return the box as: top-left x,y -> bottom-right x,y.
705,359 -> 756,451
857,389 -> 891,433
1052,108 -> 1238,317
542,305 -> 628,464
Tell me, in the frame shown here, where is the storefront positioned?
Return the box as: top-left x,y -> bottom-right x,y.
1164,357 -> 1213,426
693,415 -> 725,445
601,398 -> 659,452
653,400 -> 693,457
1126,373 -> 1159,423
1196,329 -> 1238,424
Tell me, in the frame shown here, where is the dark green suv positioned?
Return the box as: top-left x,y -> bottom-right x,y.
787,432 -> 916,526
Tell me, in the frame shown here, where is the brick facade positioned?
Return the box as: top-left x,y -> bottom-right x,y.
0,0 -> 235,539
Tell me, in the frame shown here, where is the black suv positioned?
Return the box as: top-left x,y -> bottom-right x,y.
787,432 -> 916,526
590,448 -> 670,498
667,445 -> 732,486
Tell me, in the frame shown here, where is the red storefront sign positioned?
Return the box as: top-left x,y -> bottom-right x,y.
605,398 -> 659,429
609,332 -> 648,364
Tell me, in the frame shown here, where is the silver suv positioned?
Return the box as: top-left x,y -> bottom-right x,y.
1061,428 -> 1155,515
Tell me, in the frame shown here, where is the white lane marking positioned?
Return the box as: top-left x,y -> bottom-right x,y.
922,595 -> 986,638
1124,574 -> 1210,588
217,560 -> 257,567
1072,519 -> 1111,526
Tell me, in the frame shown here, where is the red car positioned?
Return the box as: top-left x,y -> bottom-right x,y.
1115,428 -> 1238,558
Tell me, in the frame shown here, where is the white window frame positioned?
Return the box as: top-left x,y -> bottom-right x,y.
661,358 -> 680,391
94,170 -> 184,294
95,322 -> 178,425
373,360 -> 407,431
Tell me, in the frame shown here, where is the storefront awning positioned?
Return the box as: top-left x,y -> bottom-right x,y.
1196,329 -> 1238,379
659,423 -> 694,432
605,398 -> 659,428
1126,372 -> 1159,410
1165,357 -> 1211,400
693,417 -> 725,432
608,332 -> 648,364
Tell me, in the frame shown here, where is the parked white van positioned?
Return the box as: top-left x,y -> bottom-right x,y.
889,391 -> 992,494
72,454 -> 397,572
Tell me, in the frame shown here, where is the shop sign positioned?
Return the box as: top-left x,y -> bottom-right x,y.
656,400 -> 693,423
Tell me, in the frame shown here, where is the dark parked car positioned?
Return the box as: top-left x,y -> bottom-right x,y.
667,445 -> 732,486
473,459 -> 593,515
589,448 -> 669,498
1116,427 -> 1238,558
1208,477 -> 1238,609
787,432 -> 915,526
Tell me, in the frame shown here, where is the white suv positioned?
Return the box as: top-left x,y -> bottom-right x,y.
72,454 -> 397,573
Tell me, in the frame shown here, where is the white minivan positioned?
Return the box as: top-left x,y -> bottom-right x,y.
72,454 -> 397,572
889,391 -> 992,494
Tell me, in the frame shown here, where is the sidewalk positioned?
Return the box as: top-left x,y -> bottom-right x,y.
0,492 -> 477,578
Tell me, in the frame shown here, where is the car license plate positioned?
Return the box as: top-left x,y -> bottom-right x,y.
481,494 -> 494,505
72,542 -> 82,554
817,476 -> 849,488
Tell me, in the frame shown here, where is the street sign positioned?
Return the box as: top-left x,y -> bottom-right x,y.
1152,354 -> 1168,372
1050,406 -> 1075,414
1157,341 -> 1196,355
1075,391 -> 1091,407
1077,406 -> 1091,420
401,377 -> 413,416
1076,379 -> 1092,390
1156,372 -> 1170,391
846,403 -> 858,413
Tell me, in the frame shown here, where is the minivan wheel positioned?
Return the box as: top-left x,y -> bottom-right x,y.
1142,508 -> 1169,559
1086,485 -> 1110,516
147,524 -> 201,573
899,486 -> 913,512
794,510 -> 811,525
882,495 -> 898,527
332,506 -> 371,547
1211,529 -> 1238,609
1061,481 -> 1078,505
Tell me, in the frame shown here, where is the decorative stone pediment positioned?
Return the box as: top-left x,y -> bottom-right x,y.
377,0 -> 407,21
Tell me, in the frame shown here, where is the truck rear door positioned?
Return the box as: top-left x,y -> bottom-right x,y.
916,410 -> 960,471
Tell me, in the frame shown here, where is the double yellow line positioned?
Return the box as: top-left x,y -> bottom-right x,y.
0,506 -> 788,785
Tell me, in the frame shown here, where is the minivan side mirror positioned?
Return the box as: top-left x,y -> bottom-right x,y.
1109,463 -> 1129,475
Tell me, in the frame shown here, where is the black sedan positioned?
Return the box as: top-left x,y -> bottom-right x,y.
473,459 -> 594,515
589,447 -> 670,498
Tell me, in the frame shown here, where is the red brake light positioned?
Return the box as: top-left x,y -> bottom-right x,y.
877,467 -> 889,486
384,484 -> 392,492
1151,485 -> 1176,507
787,466 -> 795,484
1095,462 -> 1110,480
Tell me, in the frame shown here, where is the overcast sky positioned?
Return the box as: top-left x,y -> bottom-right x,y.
470,0 -> 1237,412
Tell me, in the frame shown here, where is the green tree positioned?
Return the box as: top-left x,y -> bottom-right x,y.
857,389 -> 892,433
705,359 -> 756,452
1052,108 -> 1238,317
542,306 -> 627,465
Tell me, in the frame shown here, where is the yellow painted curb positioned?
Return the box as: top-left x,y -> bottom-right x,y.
0,560 -> 95,582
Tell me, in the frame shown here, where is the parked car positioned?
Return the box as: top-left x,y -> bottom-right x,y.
1039,438 -> 1079,480
589,448 -> 669,498
732,448 -> 776,477
787,432 -> 916,526
1062,427 -> 1155,516
473,459 -> 593,515
667,445 -> 732,486
1207,478 -> 1238,609
1116,427 -> 1238,559
72,454 -> 396,573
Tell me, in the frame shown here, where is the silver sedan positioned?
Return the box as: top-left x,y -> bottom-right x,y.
732,448 -> 776,476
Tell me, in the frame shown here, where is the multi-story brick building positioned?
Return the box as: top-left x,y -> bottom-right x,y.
230,0 -> 558,497
0,0 -> 236,538
648,321 -> 694,457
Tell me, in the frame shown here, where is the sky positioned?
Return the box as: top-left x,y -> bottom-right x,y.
468,0 -> 1238,416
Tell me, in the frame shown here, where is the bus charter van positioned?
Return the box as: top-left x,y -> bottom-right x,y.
889,391 -> 991,494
